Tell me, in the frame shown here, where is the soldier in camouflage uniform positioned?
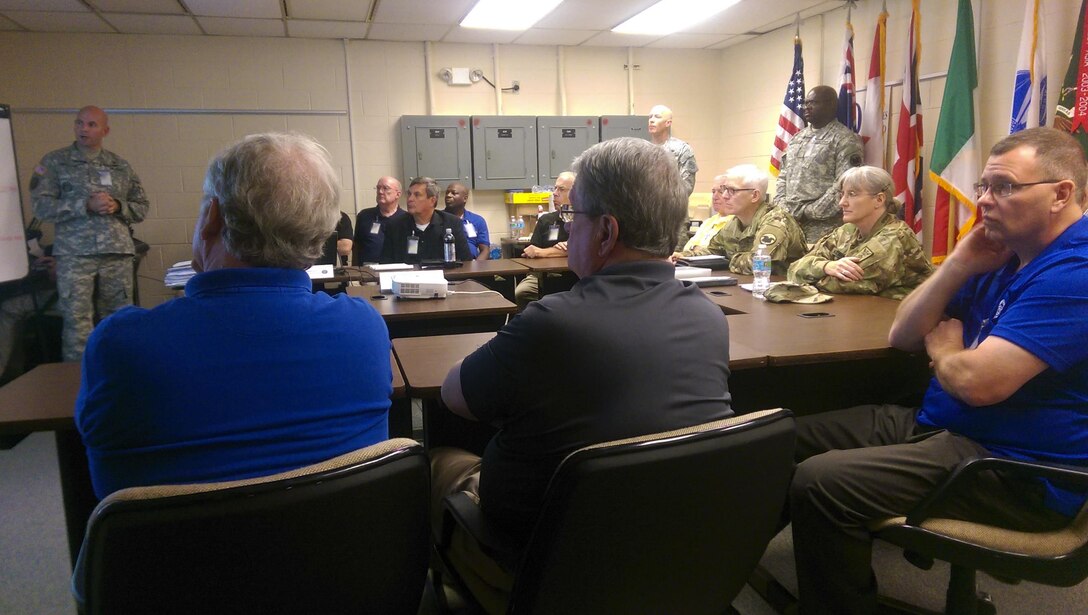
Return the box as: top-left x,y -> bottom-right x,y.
788,166 -> 933,300
687,164 -> 807,275
773,85 -> 863,243
30,106 -> 150,361
648,105 -> 698,196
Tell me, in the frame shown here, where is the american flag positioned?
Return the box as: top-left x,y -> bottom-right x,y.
770,37 -> 805,176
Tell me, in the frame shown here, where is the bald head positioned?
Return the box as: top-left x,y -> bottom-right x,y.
74,106 -> 109,153
554,171 -> 576,208
648,104 -> 674,144
375,176 -> 402,212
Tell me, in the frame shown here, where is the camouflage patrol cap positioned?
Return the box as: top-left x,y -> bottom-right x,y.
763,282 -> 833,304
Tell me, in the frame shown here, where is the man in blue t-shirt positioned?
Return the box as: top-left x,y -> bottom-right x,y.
789,127 -> 1088,614
76,133 -> 391,499
443,181 -> 490,260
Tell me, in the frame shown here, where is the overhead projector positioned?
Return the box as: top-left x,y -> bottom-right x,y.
392,271 -> 448,299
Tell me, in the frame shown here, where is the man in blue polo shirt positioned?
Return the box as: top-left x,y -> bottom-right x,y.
76,133 -> 392,499
790,127 -> 1088,614
444,181 -> 490,260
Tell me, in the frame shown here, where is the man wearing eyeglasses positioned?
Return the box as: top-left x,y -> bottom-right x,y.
686,164 -> 806,275
789,127 -> 1088,614
773,85 -> 863,243
671,172 -> 731,259
353,176 -> 407,264
513,171 -> 574,309
430,138 -> 733,610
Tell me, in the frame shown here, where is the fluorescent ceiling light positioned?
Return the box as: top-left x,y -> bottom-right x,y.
460,0 -> 565,30
613,0 -> 740,35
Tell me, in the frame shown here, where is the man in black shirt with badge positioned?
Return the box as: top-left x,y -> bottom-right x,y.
380,176 -> 471,264
514,171 -> 574,308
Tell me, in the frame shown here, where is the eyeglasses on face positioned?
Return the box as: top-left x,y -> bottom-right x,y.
375,185 -> 397,193
839,190 -> 879,200
711,186 -> 755,197
559,206 -> 592,224
973,179 -> 1063,199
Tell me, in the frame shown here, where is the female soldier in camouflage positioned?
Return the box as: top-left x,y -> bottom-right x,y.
787,166 -> 933,300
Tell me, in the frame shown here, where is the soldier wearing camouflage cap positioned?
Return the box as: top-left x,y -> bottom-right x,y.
30,106 -> 150,361
773,85 -> 863,242
695,164 -> 807,275
787,165 -> 933,300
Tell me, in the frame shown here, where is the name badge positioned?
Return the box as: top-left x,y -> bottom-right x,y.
98,170 -> 113,186
465,222 -> 477,238
548,224 -> 559,242
370,221 -> 381,234
407,236 -> 419,255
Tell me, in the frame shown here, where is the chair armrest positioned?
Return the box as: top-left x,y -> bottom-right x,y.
905,457 -> 1088,526
442,492 -> 522,572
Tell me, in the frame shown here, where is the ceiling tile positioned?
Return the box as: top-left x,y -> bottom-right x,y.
103,13 -> 201,35
371,0 -> 476,25
647,32 -> 731,49
512,27 -> 596,47
286,0 -> 374,21
287,19 -> 369,39
3,10 -> 113,32
366,22 -> 450,43
0,0 -> 86,10
442,26 -> 523,45
197,16 -> 284,37
708,34 -> 756,49
534,0 -> 657,30
92,0 -> 186,14
580,31 -> 661,47
185,0 -> 281,19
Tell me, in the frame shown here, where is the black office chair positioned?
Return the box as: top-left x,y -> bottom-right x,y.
871,457 -> 1088,615
433,408 -> 796,615
73,438 -> 430,615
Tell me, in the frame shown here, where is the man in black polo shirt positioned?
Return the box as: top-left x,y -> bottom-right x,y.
379,176 -> 470,264
514,171 -> 574,309
353,176 -> 407,264
430,138 -> 733,612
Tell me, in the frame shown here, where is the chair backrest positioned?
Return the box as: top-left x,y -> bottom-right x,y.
507,408 -> 796,615
76,438 -> 430,615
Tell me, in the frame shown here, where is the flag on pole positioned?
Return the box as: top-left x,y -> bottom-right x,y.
1054,0 -> 1088,156
860,6 -> 888,167
892,0 -> 923,240
929,0 -> 980,263
837,11 -> 859,131
770,36 -> 806,177
1011,0 -> 1048,133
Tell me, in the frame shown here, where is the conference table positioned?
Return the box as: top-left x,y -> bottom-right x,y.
0,356 -> 406,566
347,279 -> 516,337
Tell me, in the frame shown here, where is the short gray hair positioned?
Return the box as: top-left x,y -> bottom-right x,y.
203,132 -> 340,268
725,164 -> 770,196
409,176 -> 439,200
839,165 -> 899,214
571,137 -> 688,255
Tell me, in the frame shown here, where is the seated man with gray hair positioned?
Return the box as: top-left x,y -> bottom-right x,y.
76,132 -> 392,499
430,137 -> 734,612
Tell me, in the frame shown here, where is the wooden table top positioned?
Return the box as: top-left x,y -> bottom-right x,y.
392,330 -> 768,399
0,354 -> 406,433
347,280 -> 516,322
701,274 -> 904,366
443,259 -> 531,279
510,256 -> 570,273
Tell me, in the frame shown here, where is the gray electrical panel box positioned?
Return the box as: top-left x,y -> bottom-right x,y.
537,116 -> 600,183
400,116 -> 471,185
471,116 -> 537,189
600,115 -> 650,142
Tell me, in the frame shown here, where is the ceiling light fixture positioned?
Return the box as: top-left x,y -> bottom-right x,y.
460,0 -> 565,31
612,0 -> 741,36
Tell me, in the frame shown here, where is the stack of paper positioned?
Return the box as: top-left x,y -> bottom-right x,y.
164,260 -> 196,288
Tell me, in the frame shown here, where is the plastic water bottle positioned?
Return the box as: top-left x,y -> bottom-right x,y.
516,216 -> 525,237
510,215 -> 519,238
752,243 -> 771,299
443,227 -> 456,262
